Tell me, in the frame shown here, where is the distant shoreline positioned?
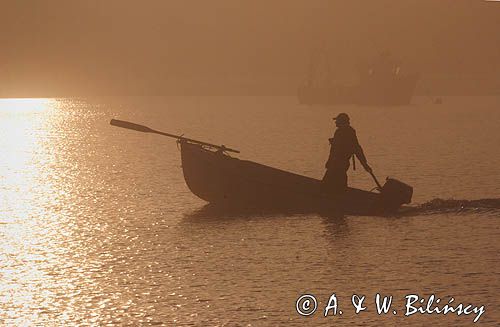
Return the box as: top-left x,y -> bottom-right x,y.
1,74 -> 498,99
1,94 -> 500,100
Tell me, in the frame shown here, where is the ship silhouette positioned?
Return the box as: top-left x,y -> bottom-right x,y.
298,51 -> 419,106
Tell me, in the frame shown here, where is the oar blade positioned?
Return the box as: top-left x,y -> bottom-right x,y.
110,119 -> 153,133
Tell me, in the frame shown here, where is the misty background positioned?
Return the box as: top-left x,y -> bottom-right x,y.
0,0 -> 499,97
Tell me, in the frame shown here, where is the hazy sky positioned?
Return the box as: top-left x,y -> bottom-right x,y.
0,0 -> 499,95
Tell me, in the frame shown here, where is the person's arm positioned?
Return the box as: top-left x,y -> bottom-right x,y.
353,129 -> 372,173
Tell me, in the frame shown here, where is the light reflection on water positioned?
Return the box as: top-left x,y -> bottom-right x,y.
0,97 -> 499,325
0,99 -> 122,325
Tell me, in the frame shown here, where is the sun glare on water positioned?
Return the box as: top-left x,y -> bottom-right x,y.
0,98 -> 56,223
0,98 -> 54,113
0,98 -> 87,324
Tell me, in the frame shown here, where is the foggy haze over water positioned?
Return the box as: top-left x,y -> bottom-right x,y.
1,0 -> 500,97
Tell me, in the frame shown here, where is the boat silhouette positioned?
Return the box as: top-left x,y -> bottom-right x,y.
110,119 -> 413,216
180,141 -> 411,215
298,52 -> 419,106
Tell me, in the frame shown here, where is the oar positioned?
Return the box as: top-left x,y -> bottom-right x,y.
110,119 -> 240,153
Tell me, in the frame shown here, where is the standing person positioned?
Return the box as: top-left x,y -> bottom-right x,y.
323,113 -> 372,196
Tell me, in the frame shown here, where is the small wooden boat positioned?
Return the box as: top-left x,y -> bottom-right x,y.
110,119 -> 413,216
181,141 -> 412,216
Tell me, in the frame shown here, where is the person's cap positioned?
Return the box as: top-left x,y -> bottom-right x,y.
333,113 -> 350,123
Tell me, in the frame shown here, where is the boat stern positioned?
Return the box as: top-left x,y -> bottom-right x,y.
380,178 -> 413,211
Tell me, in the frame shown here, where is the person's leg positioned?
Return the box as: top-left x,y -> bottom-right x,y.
322,169 -> 343,194
320,169 -> 346,213
321,169 -> 334,194
321,168 -> 348,212
341,169 -> 348,190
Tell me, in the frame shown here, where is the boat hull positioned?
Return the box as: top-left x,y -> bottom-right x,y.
181,142 -> 407,216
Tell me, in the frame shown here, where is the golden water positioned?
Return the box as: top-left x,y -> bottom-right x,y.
0,97 -> 499,325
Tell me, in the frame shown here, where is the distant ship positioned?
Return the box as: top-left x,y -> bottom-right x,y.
298,52 -> 419,106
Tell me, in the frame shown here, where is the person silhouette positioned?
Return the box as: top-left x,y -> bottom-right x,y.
323,113 -> 372,196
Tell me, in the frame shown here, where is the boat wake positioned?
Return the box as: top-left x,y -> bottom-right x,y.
401,198 -> 500,216
183,199 -> 500,220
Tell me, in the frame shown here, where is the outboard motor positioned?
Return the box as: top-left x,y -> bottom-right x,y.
380,178 -> 413,210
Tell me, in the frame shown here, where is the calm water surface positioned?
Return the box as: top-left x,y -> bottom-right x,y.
0,97 -> 499,325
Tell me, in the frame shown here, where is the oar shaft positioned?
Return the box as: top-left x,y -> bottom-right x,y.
153,130 -> 239,153
110,119 -> 240,153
